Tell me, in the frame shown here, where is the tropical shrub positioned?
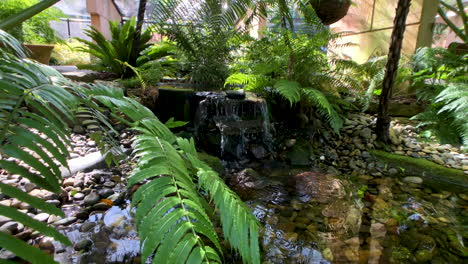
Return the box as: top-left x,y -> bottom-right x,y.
226,27 -> 348,133
1,29 -> 260,263
0,0 -> 63,44
76,17 -> 152,77
409,47 -> 468,146
150,0 -> 258,90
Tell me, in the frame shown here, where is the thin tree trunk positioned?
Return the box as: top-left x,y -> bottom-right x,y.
126,0 -> 147,78
376,0 -> 412,143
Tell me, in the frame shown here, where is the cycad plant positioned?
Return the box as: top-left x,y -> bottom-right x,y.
76,17 -> 152,77
1,29 -> 260,263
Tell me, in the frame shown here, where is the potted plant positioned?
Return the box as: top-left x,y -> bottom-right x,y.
0,0 -> 64,64
310,0 -> 351,25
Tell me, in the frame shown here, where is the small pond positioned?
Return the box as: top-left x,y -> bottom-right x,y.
239,167 -> 467,263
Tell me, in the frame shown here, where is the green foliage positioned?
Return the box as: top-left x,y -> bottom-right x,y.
226,26 -> 346,133
87,85 -> 261,264
50,39 -> 90,65
0,0 -> 63,44
0,29 -> 72,263
76,17 -> 152,77
409,47 -> 467,146
1,29 -> 261,263
150,0 -> 257,90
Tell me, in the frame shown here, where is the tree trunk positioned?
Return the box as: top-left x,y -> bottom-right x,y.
376,0 -> 412,143
126,0 -> 148,78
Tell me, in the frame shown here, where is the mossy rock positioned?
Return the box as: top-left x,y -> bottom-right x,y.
286,141 -> 313,166
197,152 -> 224,174
370,150 -> 468,193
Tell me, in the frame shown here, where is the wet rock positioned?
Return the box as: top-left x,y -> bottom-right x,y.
14,229 -> 32,240
110,175 -> 121,183
0,216 -> 10,226
103,181 -> 115,188
73,192 -> 85,200
294,172 -> 345,203
92,202 -> 111,211
53,217 -> 77,226
80,222 -> 96,232
62,178 -> 75,187
0,222 -> 18,234
38,237 -> 54,252
402,176 -> 423,184
98,188 -> 114,199
28,189 -> 57,200
74,239 -> 93,252
33,213 -> 50,222
360,128 -> 372,140
83,192 -> 100,206
250,145 -> 268,159
229,168 -> 266,200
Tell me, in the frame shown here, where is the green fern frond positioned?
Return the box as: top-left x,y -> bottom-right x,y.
89,87 -> 261,264
0,30 -> 76,263
274,80 -> 301,105
0,29 -> 29,58
303,88 -> 343,133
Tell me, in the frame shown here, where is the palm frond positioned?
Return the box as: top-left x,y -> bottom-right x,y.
0,29 -> 29,58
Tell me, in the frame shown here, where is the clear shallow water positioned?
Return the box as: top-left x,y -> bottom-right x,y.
243,168 -> 468,263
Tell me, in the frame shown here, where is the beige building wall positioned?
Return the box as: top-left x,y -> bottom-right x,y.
329,0 -> 430,63
86,0 -> 122,39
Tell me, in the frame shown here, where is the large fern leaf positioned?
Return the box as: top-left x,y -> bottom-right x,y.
274,80 -> 301,105
0,30 -> 74,263
87,87 -> 261,264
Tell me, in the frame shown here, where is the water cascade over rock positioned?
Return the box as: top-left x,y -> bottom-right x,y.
194,91 -> 273,161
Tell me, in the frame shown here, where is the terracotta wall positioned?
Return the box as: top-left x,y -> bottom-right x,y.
86,0 -> 122,39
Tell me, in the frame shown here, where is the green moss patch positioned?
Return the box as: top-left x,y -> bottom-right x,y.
371,150 -> 467,193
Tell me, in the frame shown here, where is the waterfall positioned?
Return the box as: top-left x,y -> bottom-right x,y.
194,92 -> 273,161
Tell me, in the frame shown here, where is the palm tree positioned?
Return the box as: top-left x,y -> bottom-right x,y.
376,0 -> 412,143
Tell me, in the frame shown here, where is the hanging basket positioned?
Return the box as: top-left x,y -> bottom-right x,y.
310,0 -> 351,25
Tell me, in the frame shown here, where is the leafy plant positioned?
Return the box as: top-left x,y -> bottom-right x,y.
2,28 -> 261,264
0,0 -> 63,44
150,0 -> 258,90
76,17 -> 152,77
50,39 -> 91,65
0,29 -> 72,263
85,84 -> 261,264
226,26 -> 348,133
409,47 -> 467,146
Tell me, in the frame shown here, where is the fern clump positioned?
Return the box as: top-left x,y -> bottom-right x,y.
409,47 -> 468,147
226,27 -> 349,133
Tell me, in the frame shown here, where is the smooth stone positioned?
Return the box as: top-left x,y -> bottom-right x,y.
62,178 -> 75,187
402,176 -> 423,184
360,128 -> 372,139
92,202 -> 111,211
0,222 -> 18,234
53,217 -> 77,226
110,175 -> 122,183
74,239 -> 93,252
73,193 -> 85,200
0,216 -> 10,226
38,237 -> 54,251
103,181 -> 115,188
83,192 -> 100,206
79,222 -> 96,233
98,188 -> 114,199
24,182 -> 36,192
33,213 -> 50,222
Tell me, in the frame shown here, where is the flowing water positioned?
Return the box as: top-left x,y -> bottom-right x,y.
240,167 -> 468,263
